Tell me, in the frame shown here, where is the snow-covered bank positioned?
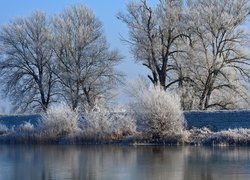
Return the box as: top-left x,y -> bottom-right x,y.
1,126 -> 250,146
0,98 -> 249,145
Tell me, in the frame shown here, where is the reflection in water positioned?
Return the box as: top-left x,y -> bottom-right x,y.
0,145 -> 249,180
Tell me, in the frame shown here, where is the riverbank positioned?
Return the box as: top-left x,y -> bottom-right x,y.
1,110 -> 249,146
1,127 -> 250,146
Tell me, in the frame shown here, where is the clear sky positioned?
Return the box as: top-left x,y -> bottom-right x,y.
0,0 -> 152,113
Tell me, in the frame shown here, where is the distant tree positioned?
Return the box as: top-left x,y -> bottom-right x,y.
0,12 -> 57,112
52,5 -> 122,110
186,0 -> 250,110
118,0 -> 191,90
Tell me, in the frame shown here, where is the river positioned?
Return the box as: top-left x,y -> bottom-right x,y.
0,145 -> 249,180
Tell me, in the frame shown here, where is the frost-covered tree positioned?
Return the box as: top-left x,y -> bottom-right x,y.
119,0 -> 250,110
118,0 -> 192,90
0,12 -> 57,112
186,0 -> 250,110
52,5 -> 122,110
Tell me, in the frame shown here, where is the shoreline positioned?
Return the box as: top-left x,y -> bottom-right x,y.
1,132 -> 250,146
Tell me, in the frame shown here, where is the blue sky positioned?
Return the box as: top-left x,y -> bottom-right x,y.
0,0 -> 152,113
0,0 -> 149,78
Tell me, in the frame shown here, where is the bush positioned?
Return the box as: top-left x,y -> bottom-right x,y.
16,122 -> 34,132
184,127 -> 213,144
129,83 -> 185,138
39,104 -> 79,138
0,123 -> 8,135
206,128 -> 250,145
81,104 -> 136,140
183,128 -> 250,145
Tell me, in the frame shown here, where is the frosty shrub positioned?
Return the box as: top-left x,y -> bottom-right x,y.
8,122 -> 36,140
16,122 -> 34,132
129,83 -> 185,138
206,128 -> 250,145
39,104 -> 79,137
182,128 -> 250,145
0,123 -> 8,135
81,104 -> 136,140
184,127 -> 213,144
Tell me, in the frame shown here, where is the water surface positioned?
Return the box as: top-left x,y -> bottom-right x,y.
0,145 -> 249,180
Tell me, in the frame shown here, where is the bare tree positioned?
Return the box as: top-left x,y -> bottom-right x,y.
0,12 -> 57,112
52,5 -> 122,110
118,0 -> 191,90
119,0 -> 250,110
186,0 -> 250,110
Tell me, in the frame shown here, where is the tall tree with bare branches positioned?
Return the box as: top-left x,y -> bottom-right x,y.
0,12 -> 57,112
118,0 -> 191,90
119,0 -> 250,110
52,5 -> 122,110
187,0 -> 250,110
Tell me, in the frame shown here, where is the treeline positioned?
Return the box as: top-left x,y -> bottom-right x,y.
0,0 -> 250,113
118,0 -> 250,110
0,5 -> 122,112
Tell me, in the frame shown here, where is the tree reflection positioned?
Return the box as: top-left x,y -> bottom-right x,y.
0,145 -> 249,180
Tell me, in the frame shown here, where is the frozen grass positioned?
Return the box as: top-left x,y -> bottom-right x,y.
79,105 -> 136,141
0,105 -> 80,143
1,121 -> 250,145
0,104 -> 137,144
181,128 -> 250,146
183,127 -> 213,144
38,104 -> 80,138
204,128 -> 250,145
